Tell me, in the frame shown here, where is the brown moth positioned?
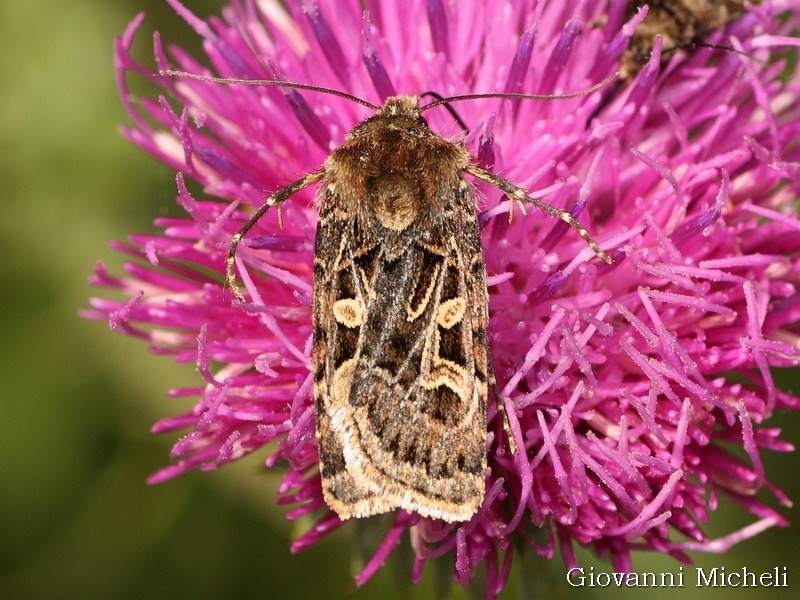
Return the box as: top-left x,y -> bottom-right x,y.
622,0 -> 758,78
165,71 -> 614,522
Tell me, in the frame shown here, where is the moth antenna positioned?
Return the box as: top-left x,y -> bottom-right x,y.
665,42 -> 762,64
419,73 -> 620,112
159,69 -> 379,111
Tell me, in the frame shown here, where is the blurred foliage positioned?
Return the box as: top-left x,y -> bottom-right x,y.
0,1 -> 797,598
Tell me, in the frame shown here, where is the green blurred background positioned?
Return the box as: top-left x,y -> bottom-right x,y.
1,1 -> 798,598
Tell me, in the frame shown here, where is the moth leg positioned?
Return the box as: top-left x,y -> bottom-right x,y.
465,165 -> 612,264
226,169 -> 325,301
488,359 -> 518,456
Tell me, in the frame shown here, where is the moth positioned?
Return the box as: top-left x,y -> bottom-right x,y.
165,71 -> 614,522
622,0 -> 757,78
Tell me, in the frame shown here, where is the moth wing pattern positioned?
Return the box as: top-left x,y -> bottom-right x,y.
312,195 -> 381,515
313,178 -> 488,522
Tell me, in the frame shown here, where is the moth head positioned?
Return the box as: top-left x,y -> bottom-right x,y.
377,95 -> 424,119
350,95 -> 430,140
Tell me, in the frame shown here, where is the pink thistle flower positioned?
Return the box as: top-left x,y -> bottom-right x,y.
86,0 -> 800,596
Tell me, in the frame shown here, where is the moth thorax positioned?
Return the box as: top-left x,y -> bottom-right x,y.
369,174 -> 426,230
